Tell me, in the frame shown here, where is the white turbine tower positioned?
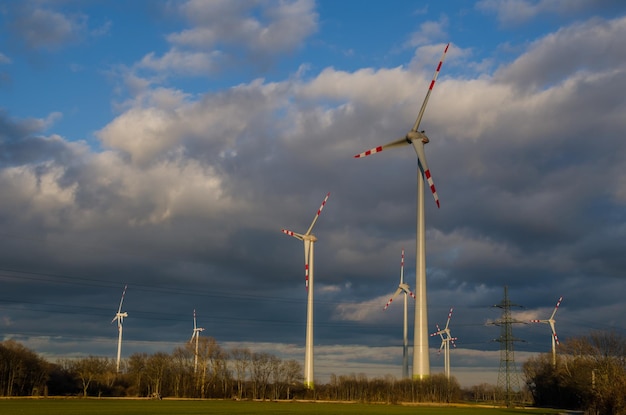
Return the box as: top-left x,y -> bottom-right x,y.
190,309 -> 205,374
282,192 -> 330,389
383,249 -> 416,379
430,307 -> 457,380
530,296 -> 563,367
355,43 -> 449,378
112,284 -> 128,373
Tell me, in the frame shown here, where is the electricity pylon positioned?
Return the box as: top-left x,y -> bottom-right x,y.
491,285 -> 525,407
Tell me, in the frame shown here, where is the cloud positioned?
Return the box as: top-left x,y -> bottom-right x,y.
476,0 -> 608,26
405,15 -> 449,48
137,49 -> 222,77
173,0 -> 317,53
7,4 -> 87,51
136,0 -> 318,79
494,16 -> 626,90
0,53 -> 12,64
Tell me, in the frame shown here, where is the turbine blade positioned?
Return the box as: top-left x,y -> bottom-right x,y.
383,287 -> 404,310
445,307 -> 454,329
411,43 -> 449,133
550,296 -> 563,319
354,137 -> 408,158
430,323 -> 442,337
193,309 -> 197,330
304,240 -> 312,291
549,321 -> 559,345
282,229 -> 304,240
305,192 -> 330,235
117,284 -> 127,313
413,140 -> 440,208
399,249 -> 405,284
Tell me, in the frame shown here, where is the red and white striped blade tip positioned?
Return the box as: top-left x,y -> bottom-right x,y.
354,145 -> 383,158
422,168 -> 440,208
354,137 -> 408,159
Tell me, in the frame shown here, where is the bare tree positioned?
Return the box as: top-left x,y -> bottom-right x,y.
70,356 -> 109,397
195,337 -> 222,398
230,347 -> 251,399
282,359 -> 302,400
126,352 -> 148,396
172,346 -> 194,397
269,354 -> 283,400
145,352 -> 171,398
251,352 -> 272,400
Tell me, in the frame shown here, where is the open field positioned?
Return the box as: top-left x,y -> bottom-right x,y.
0,399 -> 565,415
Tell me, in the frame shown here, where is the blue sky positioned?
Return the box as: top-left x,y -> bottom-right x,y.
1,0 -> 626,387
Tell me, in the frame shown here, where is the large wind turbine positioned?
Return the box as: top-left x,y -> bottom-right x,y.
112,284 -> 128,373
430,307 -> 457,380
281,192 -> 330,389
383,249 -> 416,379
355,43 -> 449,378
530,296 -> 563,367
190,309 -> 205,374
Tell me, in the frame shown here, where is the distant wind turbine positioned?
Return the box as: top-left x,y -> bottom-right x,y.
112,284 -> 128,373
355,43 -> 450,378
282,192 -> 330,389
530,296 -> 563,367
430,307 -> 457,380
190,309 -> 205,374
383,249 -> 415,379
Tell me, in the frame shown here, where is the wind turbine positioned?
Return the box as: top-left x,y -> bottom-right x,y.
190,309 -> 205,374
383,249 -> 416,379
281,192 -> 330,389
430,307 -> 457,380
112,284 -> 128,373
530,296 -> 563,367
354,43 -> 449,378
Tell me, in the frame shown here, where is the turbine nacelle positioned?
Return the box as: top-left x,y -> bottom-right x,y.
406,130 -> 429,144
112,311 -> 128,324
398,283 -> 412,293
190,328 -> 205,343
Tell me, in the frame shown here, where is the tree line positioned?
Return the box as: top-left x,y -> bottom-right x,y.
3,330 -> 625,411
0,336 -> 461,402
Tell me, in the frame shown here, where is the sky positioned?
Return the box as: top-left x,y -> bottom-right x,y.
1,0 -> 626,388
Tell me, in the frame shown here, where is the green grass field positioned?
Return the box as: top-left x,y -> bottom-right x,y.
0,399 -> 564,415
